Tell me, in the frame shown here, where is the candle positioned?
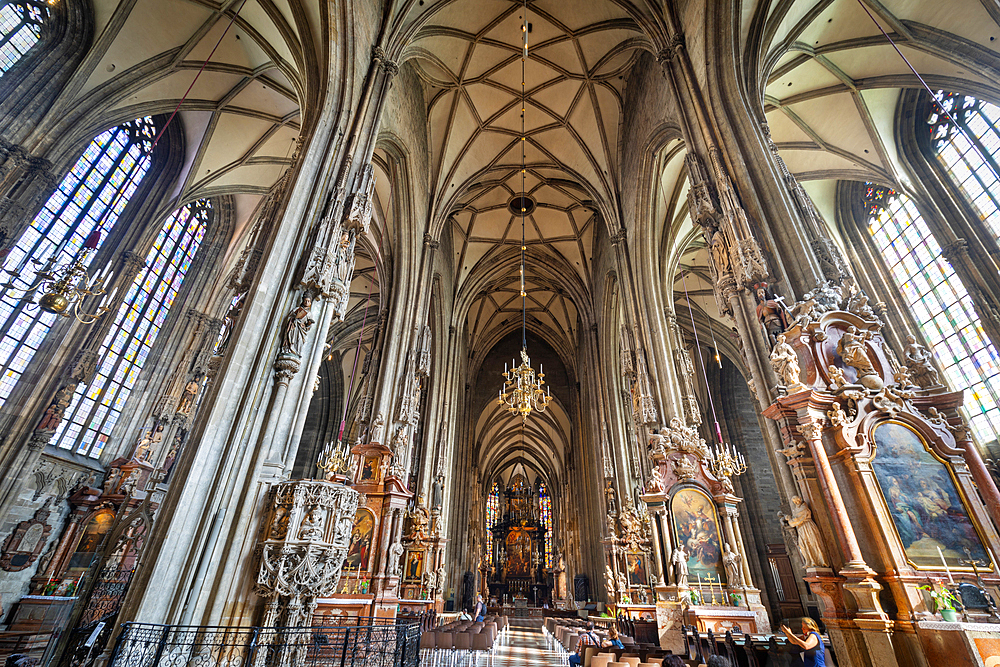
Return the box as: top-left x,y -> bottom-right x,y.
938,546 -> 955,584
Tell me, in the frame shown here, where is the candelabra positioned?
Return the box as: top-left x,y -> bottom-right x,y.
708,441 -> 747,479
498,348 -> 552,420
2,241 -> 111,324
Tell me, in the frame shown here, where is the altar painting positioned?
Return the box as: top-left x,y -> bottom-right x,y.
404,549 -> 424,581
872,421 -> 989,568
671,487 -> 725,581
626,552 -> 648,588
504,528 -> 532,578
344,511 -> 375,571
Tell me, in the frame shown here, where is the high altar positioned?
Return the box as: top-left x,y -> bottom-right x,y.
484,473 -> 550,605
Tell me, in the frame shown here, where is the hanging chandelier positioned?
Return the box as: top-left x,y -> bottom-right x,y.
2,230 -> 111,323
498,2 -> 551,421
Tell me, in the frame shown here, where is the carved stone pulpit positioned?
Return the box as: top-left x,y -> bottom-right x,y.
254,480 -> 360,628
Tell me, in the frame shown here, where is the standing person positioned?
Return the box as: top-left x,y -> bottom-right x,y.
473,594 -> 485,621
781,618 -> 826,667
569,621 -> 599,667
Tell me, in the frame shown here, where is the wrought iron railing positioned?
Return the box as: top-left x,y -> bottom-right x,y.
108,618 -> 421,667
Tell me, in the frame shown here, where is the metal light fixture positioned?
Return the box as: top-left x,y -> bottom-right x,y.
2,230 -> 111,324
708,438 -> 747,480
498,2 -> 552,422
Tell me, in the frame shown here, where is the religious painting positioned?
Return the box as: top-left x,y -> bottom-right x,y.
626,552 -> 648,588
404,549 -> 424,581
670,487 -> 725,582
360,456 -> 380,484
68,510 -> 115,571
344,510 -> 375,572
872,421 -> 990,569
504,528 -> 532,578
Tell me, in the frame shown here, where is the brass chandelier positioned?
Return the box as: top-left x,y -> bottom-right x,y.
498,2 -> 551,422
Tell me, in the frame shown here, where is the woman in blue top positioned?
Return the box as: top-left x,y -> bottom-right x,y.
780,618 -> 826,667
601,626 -> 624,649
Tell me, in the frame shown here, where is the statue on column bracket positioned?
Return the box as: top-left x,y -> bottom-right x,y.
388,540 -> 404,577
753,283 -> 790,349
780,496 -> 830,568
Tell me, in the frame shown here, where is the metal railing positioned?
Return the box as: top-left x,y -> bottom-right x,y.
108,618 -> 421,667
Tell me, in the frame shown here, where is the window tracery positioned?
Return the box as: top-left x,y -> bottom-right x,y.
486,481 -> 500,548
50,199 -> 211,457
0,117 -> 158,408
928,92 -> 1000,243
0,1 -> 47,76
539,481 -> 552,568
864,184 -> 1000,443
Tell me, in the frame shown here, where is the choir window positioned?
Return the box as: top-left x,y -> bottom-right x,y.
0,1 -> 47,76
539,481 -> 553,568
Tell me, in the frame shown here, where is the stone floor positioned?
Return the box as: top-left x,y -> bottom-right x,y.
490,621 -> 564,667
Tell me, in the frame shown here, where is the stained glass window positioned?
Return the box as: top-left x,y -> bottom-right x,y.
486,481 -> 500,548
50,200 -> 211,457
539,481 -> 553,568
928,92 -> 1000,244
865,184 -> 1000,443
0,1 -> 47,76
0,117 -> 158,409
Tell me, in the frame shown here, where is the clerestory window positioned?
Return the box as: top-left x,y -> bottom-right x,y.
0,1 -> 47,76
0,117 -> 158,409
50,200 -> 212,458
864,184 -> 1000,444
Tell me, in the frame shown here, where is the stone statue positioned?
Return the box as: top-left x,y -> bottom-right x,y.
279,294 -> 314,358
119,469 -> 141,497
388,541 -> 404,577
755,284 -> 790,348
177,379 -> 200,414
36,385 -> 75,432
423,569 -> 436,592
904,334 -> 940,388
616,570 -> 628,599
769,334 -> 802,389
837,326 -> 876,381
370,413 -> 385,444
605,565 -> 617,597
298,507 -> 324,541
710,228 -> 731,275
782,496 -> 829,568
723,543 -> 743,587
646,465 -> 665,493
671,544 -> 689,587
437,565 -> 447,593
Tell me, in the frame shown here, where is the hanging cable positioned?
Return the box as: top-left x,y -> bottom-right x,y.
520,0 -> 528,350
681,267 -> 724,445
855,0 -> 979,150
336,278 -> 374,454
86,0 -> 251,245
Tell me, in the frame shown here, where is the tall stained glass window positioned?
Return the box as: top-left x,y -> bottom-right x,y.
51,200 -> 211,457
0,1 -> 47,76
539,481 -> 553,568
486,482 -> 500,549
928,92 -> 1000,244
864,184 -> 1000,443
0,117 -> 158,408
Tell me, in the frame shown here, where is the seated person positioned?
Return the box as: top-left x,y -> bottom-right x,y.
458,608 -> 472,621
569,621 -> 600,667
601,626 -> 624,649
